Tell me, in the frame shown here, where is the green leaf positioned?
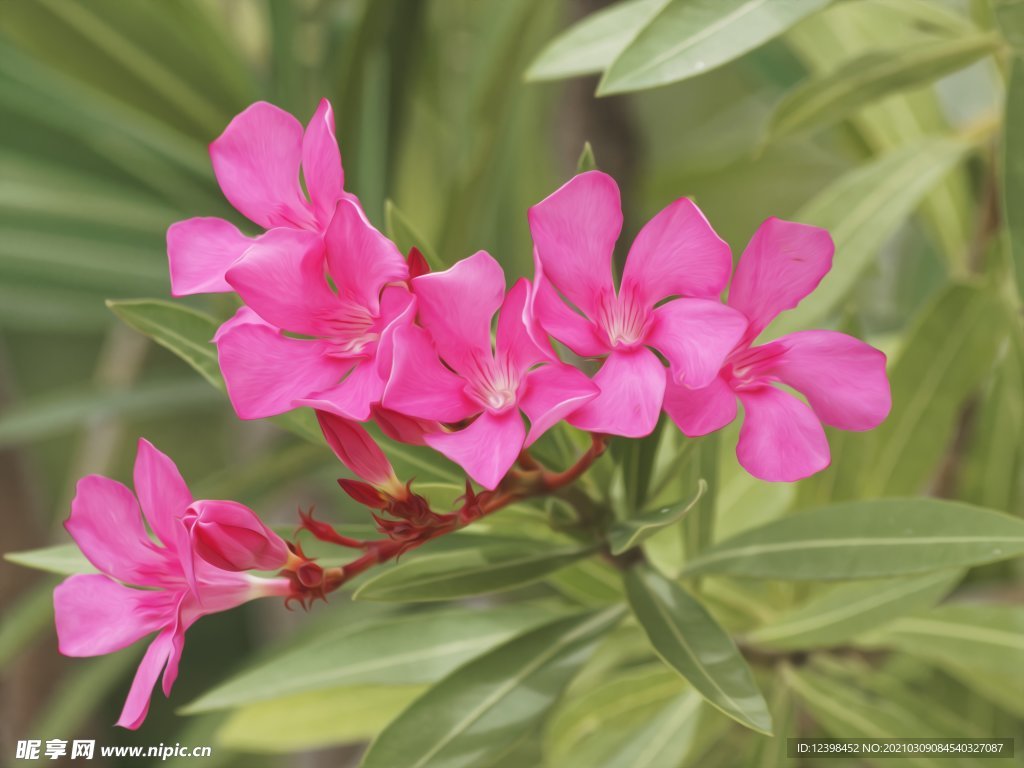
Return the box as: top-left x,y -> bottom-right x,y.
525,0 -> 669,81
385,199 -> 444,271
798,284 -> 1011,504
1001,58 -> 1024,301
183,603 -> 567,713
361,606 -> 626,768
597,0 -> 831,95
767,33 -> 1001,140
5,544 -> 96,576
546,666 -> 701,768
744,570 -> 961,651
608,479 -> 706,555
599,690 -> 703,768
217,685 -> 426,753
958,327 -> 1024,512
681,498 -> 1024,581
546,558 -> 624,605
857,604 -> 1024,717
623,564 -> 771,734
106,298 -> 223,389
768,139 -> 972,338
544,665 -> 685,767
576,141 -> 597,173
354,541 -> 594,602
782,665 -> 951,768
682,434 -> 718,561
0,378 -> 219,447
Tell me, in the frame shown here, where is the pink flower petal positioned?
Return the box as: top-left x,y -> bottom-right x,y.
381,324 -> 478,423
766,330 -> 891,431
531,274 -> 608,358
295,360 -> 386,422
663,375 -> 737,437
621,197 -> 732,305
373,290 -> 417,383
324,198 -> 408,315
519,363 -> 599,446
371,405 -> 438,446
166,218 -> 255,296
116,630 -> 174,729
66,476 -> 169,584
209,102 -> 314,230
736,385 -> 830,482
302,98 -> 344,227
528,171 -> 620,318
728,217 -> 834,340
646,298 -> 747,388
426,410 -> 525,490
225,228 -> 336,337
215,309 -> 350,419
567,347 -> 666,438
133,438 -> 192,549
161,625 -> 186,698
412,251 -> 505,375
497,279 -> 548,375
54,575 -> 174,657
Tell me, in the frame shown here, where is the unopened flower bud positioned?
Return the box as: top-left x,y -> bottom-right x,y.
316,411 -> 406,498
184,500 -> 289,572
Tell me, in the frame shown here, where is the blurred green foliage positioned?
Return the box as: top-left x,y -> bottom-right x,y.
1,1 -> 1022,767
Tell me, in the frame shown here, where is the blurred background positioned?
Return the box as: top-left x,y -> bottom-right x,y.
1,0 -> 1021,766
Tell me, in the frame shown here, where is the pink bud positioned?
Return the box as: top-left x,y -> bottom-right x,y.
184,500 -> 289,572
371,404 -> 438,447
316,411 -> 404,496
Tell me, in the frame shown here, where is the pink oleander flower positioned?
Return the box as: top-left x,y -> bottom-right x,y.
528,170 -> 748,438
214,199 -> 412,420
167,99 -> 355,296
53,440 -> 291,729
382,251 -> 599,489
664,217 -> 891,481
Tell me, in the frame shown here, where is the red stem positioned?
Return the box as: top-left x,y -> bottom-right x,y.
316,432 -> 609,594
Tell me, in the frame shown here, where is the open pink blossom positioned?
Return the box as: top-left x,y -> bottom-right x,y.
528,171 -> 748,438
53,439 -> 290,729
382,251 -> 599,489
214,198 -> 412,421
168,99 -> 356,296
663,217 -> 891,481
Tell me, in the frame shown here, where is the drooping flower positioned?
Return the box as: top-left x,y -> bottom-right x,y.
528,170 -> 748,438
663,217 -> 891,481
167,99 -> 355,296
382,251 -> 599,489
214,198 -> 412,420
53,439 -> 291,729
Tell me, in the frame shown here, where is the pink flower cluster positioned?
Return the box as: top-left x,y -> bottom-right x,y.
54,99 -> 892,729
170,99 -> 891,486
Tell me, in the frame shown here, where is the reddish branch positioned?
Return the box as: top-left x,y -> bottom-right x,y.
289,433 -> 608,602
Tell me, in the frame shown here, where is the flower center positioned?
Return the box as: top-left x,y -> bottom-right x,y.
598,292 -> 649,349
466,359 -> 520,414
320,303 -> 379,357
723,342 -> 786,390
